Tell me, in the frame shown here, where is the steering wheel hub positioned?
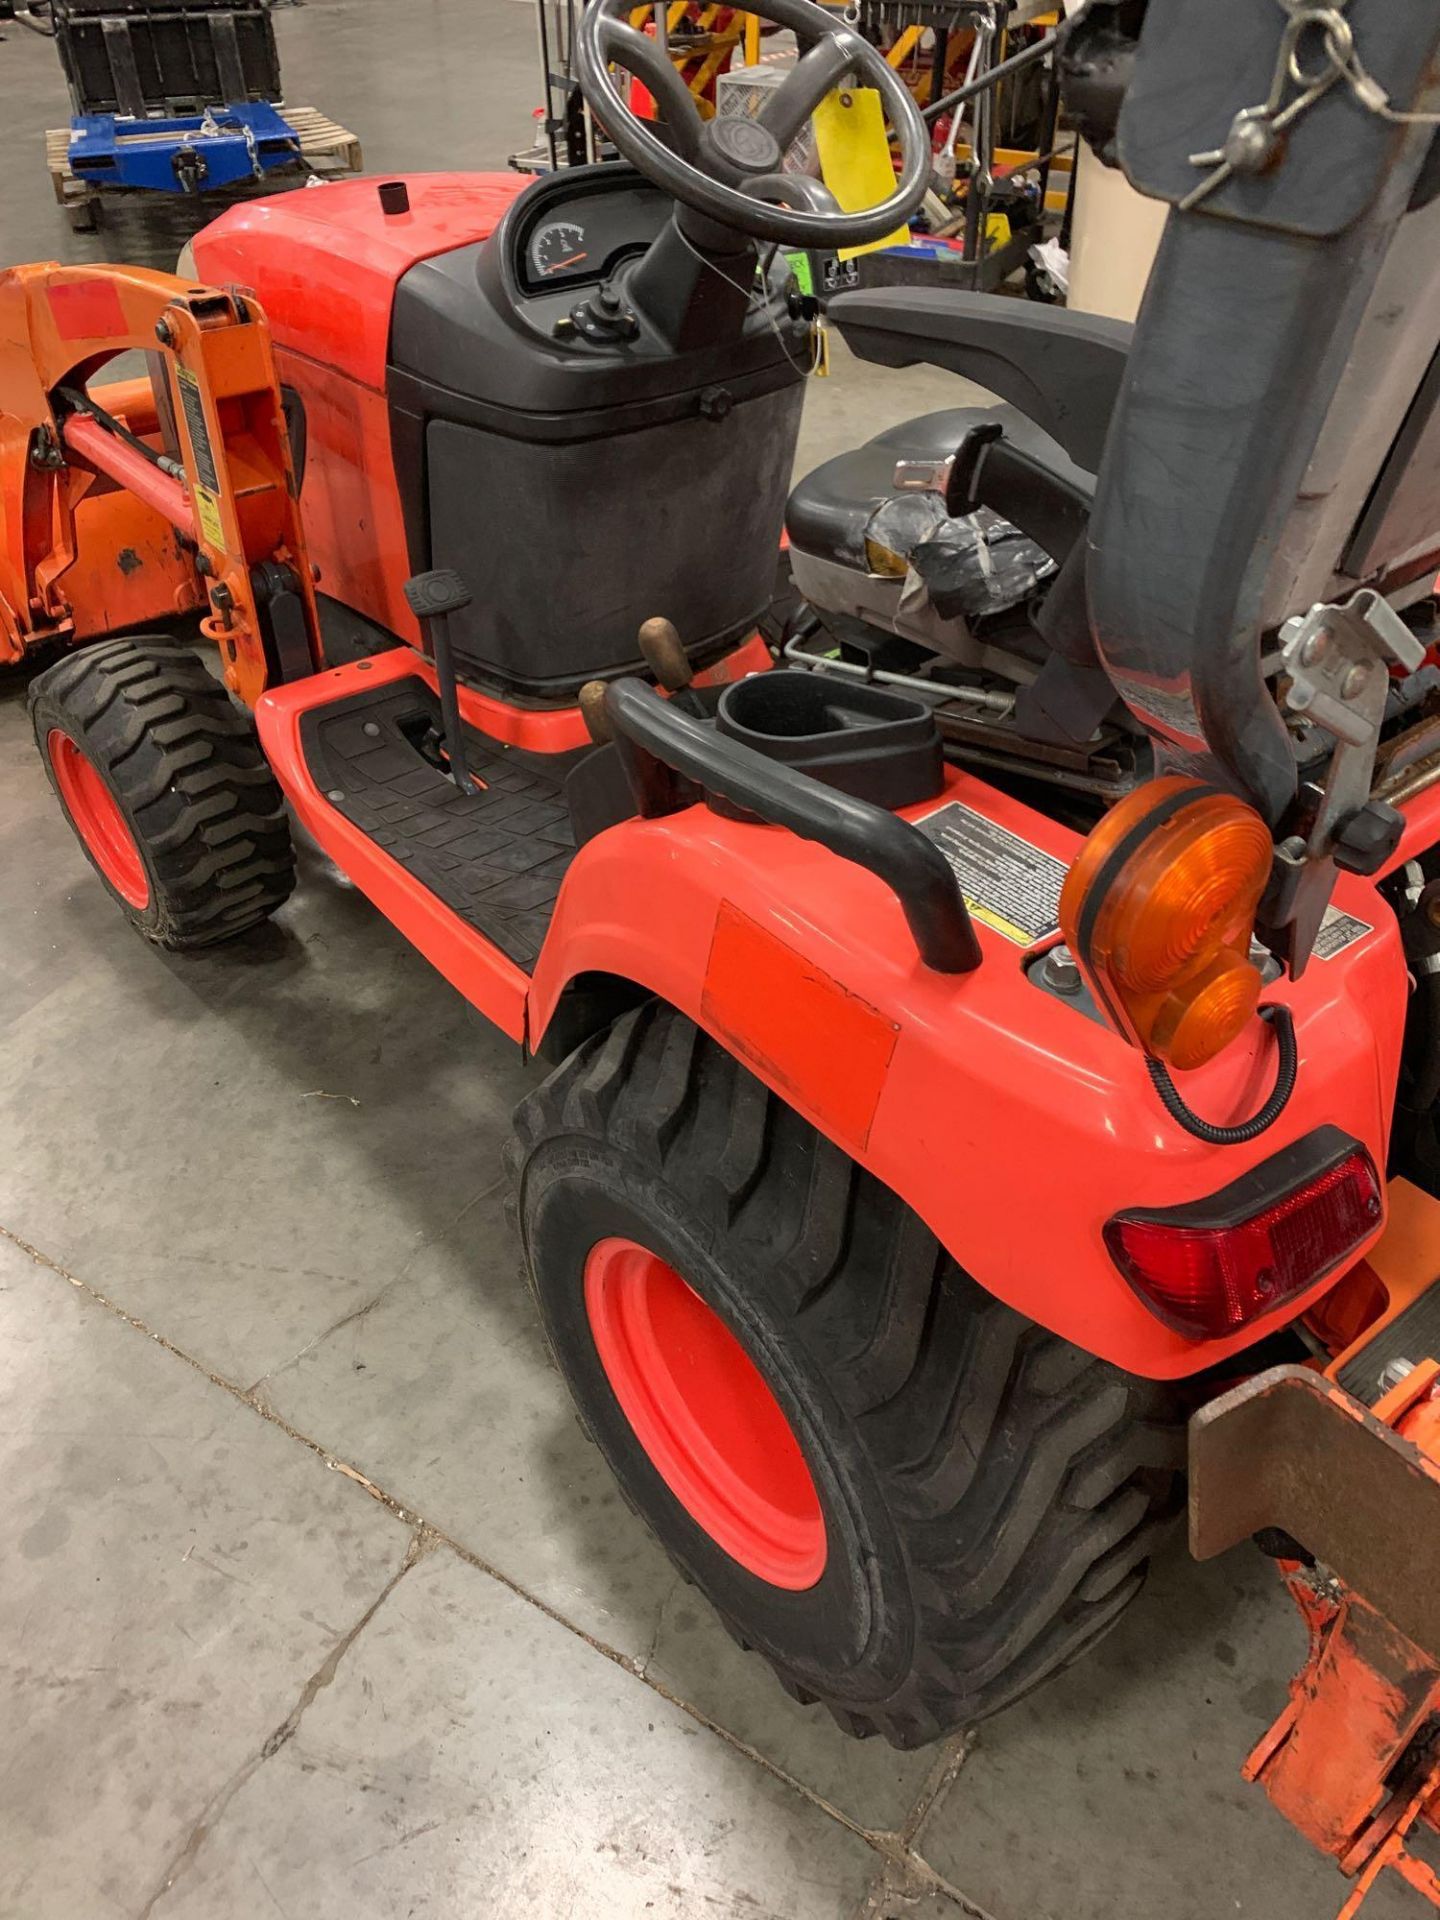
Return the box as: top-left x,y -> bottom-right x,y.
706,115 -> 785,180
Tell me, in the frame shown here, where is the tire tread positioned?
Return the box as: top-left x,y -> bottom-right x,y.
29,638 -> 294,949
512,1001 -> 1183,1746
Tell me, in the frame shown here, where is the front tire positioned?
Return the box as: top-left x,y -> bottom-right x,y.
30,638 -> 295,948
509,1002 -> 1184,1746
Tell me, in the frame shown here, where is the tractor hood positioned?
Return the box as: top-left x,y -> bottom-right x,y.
190,172 -> 529,392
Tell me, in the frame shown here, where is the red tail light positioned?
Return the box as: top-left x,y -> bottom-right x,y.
1105,1130 -> 1383,1341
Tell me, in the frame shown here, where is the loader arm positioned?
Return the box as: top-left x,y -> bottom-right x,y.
0,262 -> 319,704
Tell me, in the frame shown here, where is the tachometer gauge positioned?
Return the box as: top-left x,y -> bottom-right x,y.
530,219 -> 589,280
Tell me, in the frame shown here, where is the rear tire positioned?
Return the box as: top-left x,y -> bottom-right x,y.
509,1001 -> 1184,1746
30,638 -> 295,948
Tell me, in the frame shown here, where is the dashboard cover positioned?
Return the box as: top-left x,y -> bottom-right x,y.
389,163 -> 804,415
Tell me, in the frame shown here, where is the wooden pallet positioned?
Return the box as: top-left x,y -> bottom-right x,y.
45,106 -> 363,230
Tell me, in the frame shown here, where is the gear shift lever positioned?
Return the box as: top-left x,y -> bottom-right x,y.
404,569 -> 473,795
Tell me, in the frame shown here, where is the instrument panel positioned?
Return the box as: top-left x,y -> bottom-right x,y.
512,170 -> 671,297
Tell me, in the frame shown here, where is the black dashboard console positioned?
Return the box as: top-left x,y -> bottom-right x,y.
508,167 -> 672,298
388,166 -> 810,703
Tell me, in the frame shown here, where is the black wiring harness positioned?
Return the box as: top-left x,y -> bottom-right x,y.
1146,1004 -> 1298,1145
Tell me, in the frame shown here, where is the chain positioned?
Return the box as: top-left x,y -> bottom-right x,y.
1182,1 -> 1440,212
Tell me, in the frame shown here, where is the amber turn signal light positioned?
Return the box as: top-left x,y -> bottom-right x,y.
1059,777 -> 1273,1071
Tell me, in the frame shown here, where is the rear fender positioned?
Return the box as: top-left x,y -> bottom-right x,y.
527,767 -> 1405,1380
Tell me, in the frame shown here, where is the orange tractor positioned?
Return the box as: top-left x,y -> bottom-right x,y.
5,0 -> 1440,1908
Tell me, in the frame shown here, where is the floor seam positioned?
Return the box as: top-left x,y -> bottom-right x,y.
2,1221 -> 431,1528
242,1174 -> 506,1396
899,1736 -> 971,1846
861,1737 -> 995,1914
423,1522 -> 890,1843
845,1844 -> 999,1920
4,1218 -> 974,1889
133,1529 -> 427,1920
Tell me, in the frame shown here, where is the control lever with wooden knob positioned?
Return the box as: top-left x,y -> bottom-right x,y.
579,680 -> 613,745
638,615 -> 704,715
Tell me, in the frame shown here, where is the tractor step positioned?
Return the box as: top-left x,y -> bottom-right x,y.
298,675 -> 580,970
1337,1272 -> 1440,1406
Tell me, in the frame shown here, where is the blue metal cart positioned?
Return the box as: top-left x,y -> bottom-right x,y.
37,0 -> 361,228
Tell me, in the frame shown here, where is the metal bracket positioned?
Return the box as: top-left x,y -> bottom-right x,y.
893,453 -> 954,497
1190,1364 -> 1440,1665
893,421 -> 1004,523
1281,587 -> 1425,754
1269,590 -> 1426,967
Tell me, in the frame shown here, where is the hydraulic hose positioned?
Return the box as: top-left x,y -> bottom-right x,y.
1145,1005 -> 1299,1145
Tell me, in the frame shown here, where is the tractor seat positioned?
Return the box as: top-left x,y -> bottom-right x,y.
786,405 -> 1089,575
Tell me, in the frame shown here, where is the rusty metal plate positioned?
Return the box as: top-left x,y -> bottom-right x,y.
1189,1365 -> 1440,1663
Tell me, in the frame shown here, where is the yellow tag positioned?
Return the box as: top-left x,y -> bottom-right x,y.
193,483 -> 225,550
812,86 -> 911,261
986,212 -> 1013,248
813,318 -> 831,377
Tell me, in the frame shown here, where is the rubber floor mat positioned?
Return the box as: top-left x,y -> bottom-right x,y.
299,676 -> 579,969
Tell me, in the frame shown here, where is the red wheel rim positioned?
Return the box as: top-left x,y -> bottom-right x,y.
584,1237 -> 827,1589
47,730 -> 149,909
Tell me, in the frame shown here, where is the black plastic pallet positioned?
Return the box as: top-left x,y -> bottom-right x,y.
299,677 -> 580,971
54,0 -> 282,117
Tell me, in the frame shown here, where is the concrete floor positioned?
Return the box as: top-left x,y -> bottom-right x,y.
0,4 -> 1429,1916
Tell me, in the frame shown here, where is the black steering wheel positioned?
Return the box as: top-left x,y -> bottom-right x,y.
574,0 -> 931,250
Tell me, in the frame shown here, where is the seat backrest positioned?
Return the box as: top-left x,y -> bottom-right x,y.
1084,0 -> 1440,823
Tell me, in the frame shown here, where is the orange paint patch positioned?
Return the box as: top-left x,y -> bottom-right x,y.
701,900 -> 899,1151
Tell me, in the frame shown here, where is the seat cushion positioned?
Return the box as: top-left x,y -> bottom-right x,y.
786,405 -> 1077,572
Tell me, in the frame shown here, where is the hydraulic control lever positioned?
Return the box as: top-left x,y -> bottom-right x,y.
637,615 -> 705,717
404,569 -> 473,795
577,615 -> 703,750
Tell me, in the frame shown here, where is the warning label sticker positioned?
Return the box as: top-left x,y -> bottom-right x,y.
192,484 -> 224,550
915,801 -> 1067,945
175,366 -> 220,497
1313,905 -> 1373,962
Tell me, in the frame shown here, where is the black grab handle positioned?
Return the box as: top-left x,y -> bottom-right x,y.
603,679 -> 982,975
